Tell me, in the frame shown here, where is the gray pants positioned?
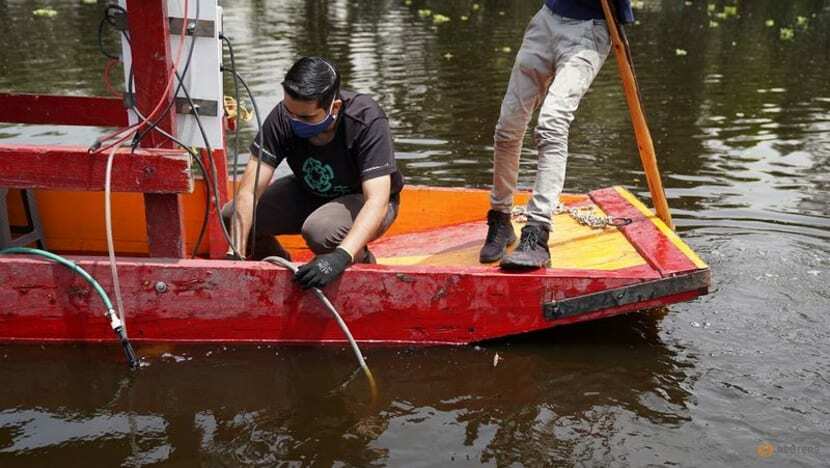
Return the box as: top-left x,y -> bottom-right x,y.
490,8 -> 611,228
222,176 -> 399,261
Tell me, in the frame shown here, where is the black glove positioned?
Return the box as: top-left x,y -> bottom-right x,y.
294,248 -> 352,289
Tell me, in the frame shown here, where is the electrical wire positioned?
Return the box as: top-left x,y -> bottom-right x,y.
92,0 -> 190,154
221,34 -> 242,251
111,1 -> 216,257
223,67 -> 264,258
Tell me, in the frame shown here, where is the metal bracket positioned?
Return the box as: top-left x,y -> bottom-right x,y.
543,270 -> 710,320
123,93 -> 218,117
174,97 -> 219,117
169,17 -> 215,37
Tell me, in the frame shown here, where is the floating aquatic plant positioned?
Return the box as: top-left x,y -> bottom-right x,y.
765,19 -> 775,27
417,8 -> 431,18
33,7 -> 58,17
432,14 -> 450,24
779,27 -> 794,41
675,48 -> 688,56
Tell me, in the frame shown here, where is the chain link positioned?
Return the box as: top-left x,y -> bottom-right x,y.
511,204 -> 631,229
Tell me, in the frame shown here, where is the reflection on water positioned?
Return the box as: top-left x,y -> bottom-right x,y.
1,313 -> 695,466
1,0 -> 829,465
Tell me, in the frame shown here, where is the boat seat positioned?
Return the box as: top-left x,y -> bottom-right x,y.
0,188 -> 47,249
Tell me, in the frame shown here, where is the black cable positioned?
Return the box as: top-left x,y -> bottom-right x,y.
221,35 -> 242,252
171,66 -> 241,258
119,37 -> 213,256
97,4 -> 127,60
113,1 -> 218,257
131,0 -> 200,149
223,67 -> 264,259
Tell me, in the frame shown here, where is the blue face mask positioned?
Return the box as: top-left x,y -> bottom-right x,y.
290,100 -> 337,139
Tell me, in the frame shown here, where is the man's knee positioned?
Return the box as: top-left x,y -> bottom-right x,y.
301,216 -> 349,253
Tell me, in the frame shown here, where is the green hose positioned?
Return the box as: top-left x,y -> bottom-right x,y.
1,247 -> 114,309
0,247 -> 139,368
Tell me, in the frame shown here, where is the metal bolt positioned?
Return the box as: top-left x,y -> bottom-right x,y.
154,281 -> 168,294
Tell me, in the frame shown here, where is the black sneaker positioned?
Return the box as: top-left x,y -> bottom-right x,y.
500,223 -> 551,269
479,210 -> 518,263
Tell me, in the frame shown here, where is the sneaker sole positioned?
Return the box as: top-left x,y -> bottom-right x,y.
499,259 -> 551,270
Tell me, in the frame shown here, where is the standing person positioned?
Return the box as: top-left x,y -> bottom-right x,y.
224,56 -> 404,289
479,0 -> 634,269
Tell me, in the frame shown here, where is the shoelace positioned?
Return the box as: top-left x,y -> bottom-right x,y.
518,229 -> 540,250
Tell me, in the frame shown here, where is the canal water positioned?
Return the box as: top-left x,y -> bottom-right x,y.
1,0 -> 829,466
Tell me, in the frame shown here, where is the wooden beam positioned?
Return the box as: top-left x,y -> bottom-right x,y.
0,145 -> 192,193
126,0 -> 185,257
0,94 -> 128,127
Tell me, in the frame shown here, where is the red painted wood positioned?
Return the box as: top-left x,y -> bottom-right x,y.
125,0 -> 176,147
590,187 -> 698,276
0,94 -> 129,127
126,0 -> 185,258
204,149 -> 230,259
0,255 -> 707,345
0,145 -> 192,193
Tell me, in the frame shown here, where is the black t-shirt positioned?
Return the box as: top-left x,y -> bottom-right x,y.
249,90 -> 404,199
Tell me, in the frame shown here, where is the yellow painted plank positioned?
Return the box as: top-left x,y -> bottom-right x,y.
380,206 -> 648,271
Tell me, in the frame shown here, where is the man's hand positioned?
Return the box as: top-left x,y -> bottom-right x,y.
294,248 -> 352,289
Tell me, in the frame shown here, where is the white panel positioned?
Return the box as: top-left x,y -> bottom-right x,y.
119,0 -> 224,150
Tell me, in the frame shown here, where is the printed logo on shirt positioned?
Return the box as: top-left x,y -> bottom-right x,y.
302,158 -> 335,194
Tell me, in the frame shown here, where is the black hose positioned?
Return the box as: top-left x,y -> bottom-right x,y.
221,67 -> 264,258
221,35 -> 243,251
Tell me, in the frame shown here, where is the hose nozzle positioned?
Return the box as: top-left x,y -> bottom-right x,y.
106,308 -> 139,369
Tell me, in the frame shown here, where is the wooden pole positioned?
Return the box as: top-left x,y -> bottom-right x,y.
599,0 -> 673,229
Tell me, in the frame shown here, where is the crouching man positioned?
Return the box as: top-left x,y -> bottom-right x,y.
224,56 -> 404,289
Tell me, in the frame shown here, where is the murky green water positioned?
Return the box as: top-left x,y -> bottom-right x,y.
2,0 -> 829,466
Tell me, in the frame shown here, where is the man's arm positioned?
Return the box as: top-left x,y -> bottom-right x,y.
293,175 -> 391,289
228,157 -> 275,257
339,175 -> 391,259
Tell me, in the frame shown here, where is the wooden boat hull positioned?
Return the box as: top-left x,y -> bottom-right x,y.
0,186 -> 709,345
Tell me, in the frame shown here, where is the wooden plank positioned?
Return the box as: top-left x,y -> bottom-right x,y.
373,203 -> 656,275
0,94 -> 129,127
0,145 -> 192,193
204,149 -> 230,259
590,186 -> 703,276
0,255 -> 674,344
126,0 -> 184,257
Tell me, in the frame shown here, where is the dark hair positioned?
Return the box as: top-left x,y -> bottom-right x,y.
281,57 -> 340,109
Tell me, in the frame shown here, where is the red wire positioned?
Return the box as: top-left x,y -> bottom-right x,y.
94,0 -> 190,153
103,58 -> 120,98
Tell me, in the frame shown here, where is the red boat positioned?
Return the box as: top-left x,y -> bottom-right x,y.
0,1 -> 708,346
